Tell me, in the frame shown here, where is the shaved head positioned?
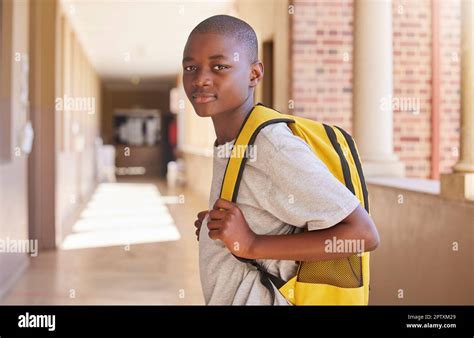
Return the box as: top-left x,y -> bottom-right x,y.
182,15 -> 263,119
189,15 -> 258,63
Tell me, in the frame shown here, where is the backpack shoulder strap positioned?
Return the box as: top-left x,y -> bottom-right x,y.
219,103 -> 294,203
219,104 -> 293,301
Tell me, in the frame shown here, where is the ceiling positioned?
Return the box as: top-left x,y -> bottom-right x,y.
61,0 -> 235,82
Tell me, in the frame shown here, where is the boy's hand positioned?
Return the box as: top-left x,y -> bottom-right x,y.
207,198 -> 258,259
194,210 -> 208,241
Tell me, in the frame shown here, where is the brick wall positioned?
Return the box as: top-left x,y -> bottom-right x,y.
439,0 -> 461,174
291,0 -> 353,132
290,0 -> 461,178
392,0 -> 432,178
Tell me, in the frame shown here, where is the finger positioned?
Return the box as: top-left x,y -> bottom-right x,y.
197,210 -> 209,222
209,209 -> 226,221
195,228 -> 200,241
207,220 -> 222,231
213,198 -> 234,211
194,219 -> 202,228
208,229 -> 222,241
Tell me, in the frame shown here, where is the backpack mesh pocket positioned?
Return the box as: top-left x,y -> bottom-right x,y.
297,255 -> 362,288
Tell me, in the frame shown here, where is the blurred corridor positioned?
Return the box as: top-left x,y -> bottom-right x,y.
1,179 -> 206,304
61,182 -> 181,251
0,0 -> 473,305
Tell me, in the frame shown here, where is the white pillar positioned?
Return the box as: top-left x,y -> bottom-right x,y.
441,0 -> 474,201
353,0 -> 404,177
454,0 -> 474,173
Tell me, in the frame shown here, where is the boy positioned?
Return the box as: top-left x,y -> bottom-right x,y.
183,15 -> 379,305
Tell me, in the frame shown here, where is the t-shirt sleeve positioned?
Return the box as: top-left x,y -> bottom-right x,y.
260,132 -> 361,231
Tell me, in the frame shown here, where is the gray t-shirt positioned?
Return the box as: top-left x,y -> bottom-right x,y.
199,122 -> 360,305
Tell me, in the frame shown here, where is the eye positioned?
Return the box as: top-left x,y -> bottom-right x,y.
183,65 -> 196,72
213,65 -> 229,71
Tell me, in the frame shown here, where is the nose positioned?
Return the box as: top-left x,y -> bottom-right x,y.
192,68 -> 212,88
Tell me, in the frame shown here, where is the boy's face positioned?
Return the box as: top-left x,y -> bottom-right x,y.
182,33 -> 262,117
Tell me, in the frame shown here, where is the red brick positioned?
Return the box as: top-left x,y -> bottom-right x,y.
291,0 -> 460,178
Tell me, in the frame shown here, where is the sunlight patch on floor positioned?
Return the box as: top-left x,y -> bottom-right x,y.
60,183 -> 181,250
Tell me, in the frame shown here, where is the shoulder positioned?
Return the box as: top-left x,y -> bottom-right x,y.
254,121 -> 330,175
244,121 -> 318,174
254,122 -> 314,158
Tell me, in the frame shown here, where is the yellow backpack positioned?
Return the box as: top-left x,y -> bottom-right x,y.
220,103 -> 370,305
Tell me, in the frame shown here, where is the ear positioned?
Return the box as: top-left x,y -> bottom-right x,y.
249,61 -> 264,88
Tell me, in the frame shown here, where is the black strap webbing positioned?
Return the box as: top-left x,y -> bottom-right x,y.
334,126 -> 370,213
323,124 -> 355,195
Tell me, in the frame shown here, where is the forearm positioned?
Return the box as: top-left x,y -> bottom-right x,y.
249,220 -> 376,261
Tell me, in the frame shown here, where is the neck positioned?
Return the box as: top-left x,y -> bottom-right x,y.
212,96 -> 255,146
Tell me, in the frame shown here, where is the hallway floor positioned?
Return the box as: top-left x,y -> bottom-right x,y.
1,178 -> 206,305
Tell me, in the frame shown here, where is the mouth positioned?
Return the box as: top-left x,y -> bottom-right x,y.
192,93 -> 217,104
